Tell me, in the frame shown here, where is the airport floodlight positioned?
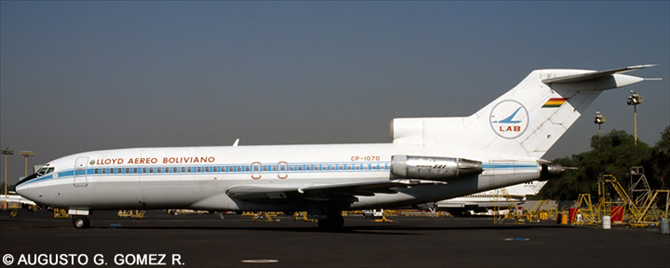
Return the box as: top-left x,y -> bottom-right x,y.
2,148 -> 13,199
594,111 -> 606,125
627,90 -> 643,146
20,151 -> 35,177
626,90 -> 643,106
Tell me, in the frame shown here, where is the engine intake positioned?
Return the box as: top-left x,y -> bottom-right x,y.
391,155 -> 483,181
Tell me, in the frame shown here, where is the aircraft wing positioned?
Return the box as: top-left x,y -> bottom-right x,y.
226,180 -> 410,202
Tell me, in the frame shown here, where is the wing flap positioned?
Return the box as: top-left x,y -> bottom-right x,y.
226,180 -> 408,201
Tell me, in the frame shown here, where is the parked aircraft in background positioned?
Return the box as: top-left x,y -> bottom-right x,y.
435,180 -> 547,216
1,192 -> 37,208
16,65 -> 656,229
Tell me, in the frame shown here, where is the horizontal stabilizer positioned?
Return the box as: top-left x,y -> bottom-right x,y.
542,64 -> 656,84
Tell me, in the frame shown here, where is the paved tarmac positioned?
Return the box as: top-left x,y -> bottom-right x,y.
1,210 -> 669,268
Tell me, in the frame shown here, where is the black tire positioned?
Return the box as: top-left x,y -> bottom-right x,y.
317,213 -> 344,231
73,216 -> 90,229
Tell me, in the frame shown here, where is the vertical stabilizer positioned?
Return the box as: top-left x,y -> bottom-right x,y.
392,65 -> 656,159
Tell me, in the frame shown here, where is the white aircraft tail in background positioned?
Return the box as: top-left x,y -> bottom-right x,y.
16,65 -> 657,230
435,180 -> 548,216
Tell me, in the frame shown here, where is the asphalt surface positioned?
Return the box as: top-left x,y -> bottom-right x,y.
1,210 -> 669,268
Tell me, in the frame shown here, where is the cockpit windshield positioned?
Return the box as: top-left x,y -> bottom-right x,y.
36,167 -> 55,176
16,166 -> 55,187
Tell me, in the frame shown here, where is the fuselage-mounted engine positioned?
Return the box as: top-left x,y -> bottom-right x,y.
390,155 -> 483,182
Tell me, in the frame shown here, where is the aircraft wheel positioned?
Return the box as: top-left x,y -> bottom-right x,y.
73,216 -> 90,229
317,213 -> 344,231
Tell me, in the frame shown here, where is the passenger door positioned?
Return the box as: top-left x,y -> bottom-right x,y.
73,157 -> 89,187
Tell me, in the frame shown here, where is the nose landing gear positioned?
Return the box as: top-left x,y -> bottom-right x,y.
72,216 -> 90,229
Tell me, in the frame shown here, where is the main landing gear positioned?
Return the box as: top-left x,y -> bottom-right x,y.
72,216 -> 90,229
317,212 -> 344,231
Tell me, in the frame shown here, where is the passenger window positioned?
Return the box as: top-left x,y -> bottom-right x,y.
157,167 -> 162,173
94,168 -> 99,174
109,168 -> 115,174
133,168 -> 138,173
245,166 -> 250,172
125,168 -> 130,173
197,167 -> 202,173
142,168 -> 147,173
117,168 -> 122,173
102,168 -> 107,174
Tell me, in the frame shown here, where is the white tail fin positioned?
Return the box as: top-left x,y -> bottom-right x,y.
392,65 -> 656,159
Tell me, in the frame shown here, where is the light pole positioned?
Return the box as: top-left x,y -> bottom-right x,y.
1,148 -> 14,202
627,90 -> 643,146
20,151 -> 35,177
594,111 -> 606,139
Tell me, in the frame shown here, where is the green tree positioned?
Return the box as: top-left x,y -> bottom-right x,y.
651,125 -> 670,188
539,129 -> 652,200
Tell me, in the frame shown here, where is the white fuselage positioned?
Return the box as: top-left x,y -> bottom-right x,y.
16,143 -> 539,212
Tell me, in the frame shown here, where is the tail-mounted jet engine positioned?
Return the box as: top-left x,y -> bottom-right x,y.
539,162 -> 565,181
390,155 -> 483,182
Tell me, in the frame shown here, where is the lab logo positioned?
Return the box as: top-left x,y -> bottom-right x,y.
490,100 -> 529,139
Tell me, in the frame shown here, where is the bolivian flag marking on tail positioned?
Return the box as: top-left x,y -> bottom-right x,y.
542,98 -> 567,108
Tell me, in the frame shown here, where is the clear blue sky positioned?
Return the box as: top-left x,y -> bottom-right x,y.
1,1 -> 668,184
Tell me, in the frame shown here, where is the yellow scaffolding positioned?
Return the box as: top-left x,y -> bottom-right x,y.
526,199 -> 554,222
587,174 -> 669,227
493,188 -> 524,224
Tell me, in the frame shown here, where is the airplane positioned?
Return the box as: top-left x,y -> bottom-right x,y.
434,180 -> 548,216
15,64 -> 657,230
1,192 -> 38,208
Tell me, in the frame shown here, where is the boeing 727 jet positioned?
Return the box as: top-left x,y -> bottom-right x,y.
15,65 -> 657,229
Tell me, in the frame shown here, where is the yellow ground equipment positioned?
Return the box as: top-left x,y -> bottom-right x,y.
575,173 -> 669,227
53,208 -> 70,218
526,200 -> 554,222
243,211 -> 279,222
493,188 -> 524,224
293,211 -> 317,222
117,210 -> 145,219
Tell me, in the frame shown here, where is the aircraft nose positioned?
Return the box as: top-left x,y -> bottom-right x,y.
14,173 -> 39,199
